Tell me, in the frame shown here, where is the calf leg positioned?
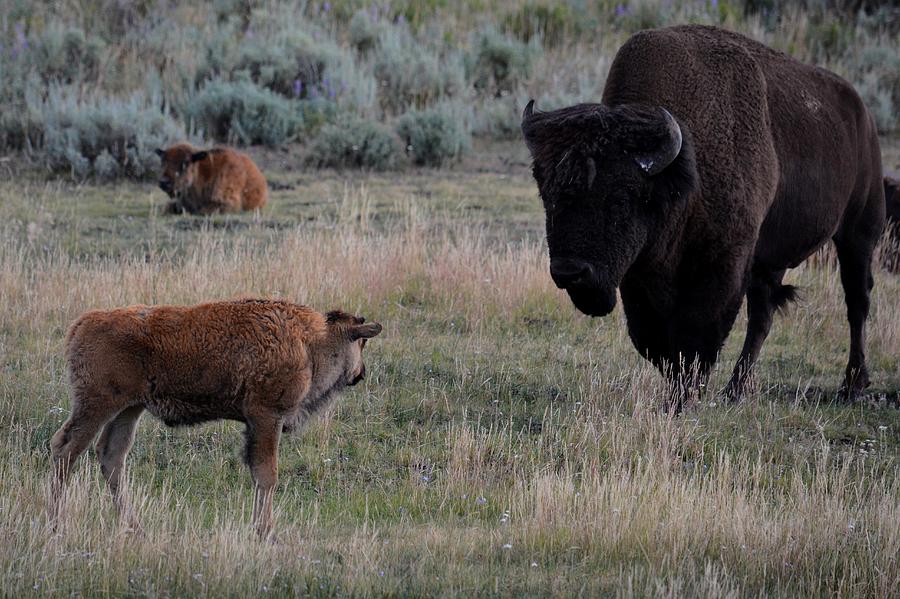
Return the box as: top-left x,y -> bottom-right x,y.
725,268 -> 793,401
244,413 -> 283,539
50,401 -> 120,522
96,405 -> 144,525
834,238 -> 876,400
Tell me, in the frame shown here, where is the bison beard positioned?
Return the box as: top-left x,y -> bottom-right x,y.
523,25 -> 886,410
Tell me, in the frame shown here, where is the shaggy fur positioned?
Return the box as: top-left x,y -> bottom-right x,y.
155,143 -> 268,214
50,299 -> 382,537
522,25 -> 885,409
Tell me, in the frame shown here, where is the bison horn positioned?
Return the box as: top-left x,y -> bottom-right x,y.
635,108 -> 682,176
523,99 -> 535,121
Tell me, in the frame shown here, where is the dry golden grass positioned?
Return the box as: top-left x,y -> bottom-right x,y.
0,175 -> 898,597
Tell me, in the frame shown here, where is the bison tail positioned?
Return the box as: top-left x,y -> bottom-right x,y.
772,284 -> 798,313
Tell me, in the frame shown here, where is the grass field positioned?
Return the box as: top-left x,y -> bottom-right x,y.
0,139 -> 898,597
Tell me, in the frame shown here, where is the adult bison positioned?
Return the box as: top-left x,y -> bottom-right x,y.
522,25 -> 885,409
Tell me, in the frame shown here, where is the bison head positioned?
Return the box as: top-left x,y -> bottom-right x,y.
155,144 -> 210,198
324,310 -> 383,387
522,101 -> 697,316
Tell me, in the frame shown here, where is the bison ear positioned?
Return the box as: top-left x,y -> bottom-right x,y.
632,108 -> 682,176
350,322 -> 382,340
190,151 -> 209,163
155,148 -> 165,158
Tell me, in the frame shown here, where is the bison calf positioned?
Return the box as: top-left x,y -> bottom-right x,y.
155,143 -> 268,214
50,299 -> 382,537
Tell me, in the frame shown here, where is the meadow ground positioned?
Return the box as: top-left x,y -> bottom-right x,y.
1,139 -> 899,597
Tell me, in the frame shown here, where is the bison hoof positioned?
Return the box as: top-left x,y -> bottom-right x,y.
838,368 -> 871,402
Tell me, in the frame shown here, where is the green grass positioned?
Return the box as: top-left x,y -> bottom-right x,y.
1,142 -> 899,597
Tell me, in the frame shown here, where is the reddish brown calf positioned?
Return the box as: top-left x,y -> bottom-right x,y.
156,143 -> 268,214
50,299 -> 381,537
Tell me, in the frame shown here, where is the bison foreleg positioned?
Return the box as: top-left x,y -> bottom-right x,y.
244,412 -> 283,540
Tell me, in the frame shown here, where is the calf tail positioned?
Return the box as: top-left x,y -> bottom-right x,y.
772,284 -> 798,313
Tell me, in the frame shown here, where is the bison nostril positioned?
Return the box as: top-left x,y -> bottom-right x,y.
550,258 -> 594,289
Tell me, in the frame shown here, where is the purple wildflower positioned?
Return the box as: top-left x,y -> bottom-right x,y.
293,79 -> 303,97
322,1 -> 331,13
14,21 -> 28,54
615,4 -> 630,17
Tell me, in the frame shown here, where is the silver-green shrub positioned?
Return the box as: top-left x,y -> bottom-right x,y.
37,89 -> 184,179
309,117 -> 402,170
466,28 -> 537,98
373,26 -> 466,115
185,79 -> 305,146
396,105 -> 471,167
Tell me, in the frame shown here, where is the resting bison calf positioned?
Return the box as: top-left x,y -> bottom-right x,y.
155,143 -> 268,214
50,299 -> 382,537
522,25 -> 885,409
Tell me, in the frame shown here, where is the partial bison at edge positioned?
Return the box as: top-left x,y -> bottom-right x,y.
50,299 -> 382,538
522,25 -> 885,410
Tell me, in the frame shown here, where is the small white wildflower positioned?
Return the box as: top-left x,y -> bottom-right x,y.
531,562 -> 538,568
502,543 -> 512,550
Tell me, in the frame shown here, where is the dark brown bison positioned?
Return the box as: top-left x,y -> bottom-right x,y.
522,25 -> 885,409
155,143 -> 268,214
51,299 -> 382,537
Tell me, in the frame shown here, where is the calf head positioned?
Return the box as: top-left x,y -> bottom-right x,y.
323,310 -> 383,387
522,101 -> 697,316
155,144 -> 210,198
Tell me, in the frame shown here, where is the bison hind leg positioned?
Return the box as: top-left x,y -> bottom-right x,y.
834,240 -> 877,400
96,405 -> 144,528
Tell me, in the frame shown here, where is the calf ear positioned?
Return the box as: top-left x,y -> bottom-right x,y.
155,148 -> 165,158
190,151 -> 209,163
350,322 -> 382,340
